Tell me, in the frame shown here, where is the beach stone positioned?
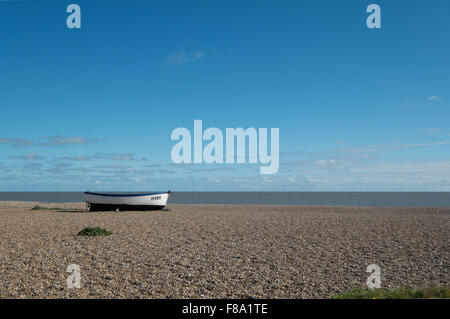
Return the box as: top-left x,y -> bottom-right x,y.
0,201 -> 448,298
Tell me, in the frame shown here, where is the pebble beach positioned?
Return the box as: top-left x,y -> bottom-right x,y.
0,201 -> 448,298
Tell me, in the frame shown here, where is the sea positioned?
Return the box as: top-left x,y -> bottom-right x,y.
0,192 -> 449,207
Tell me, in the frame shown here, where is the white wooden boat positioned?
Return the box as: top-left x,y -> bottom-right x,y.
84,191 -> 170,211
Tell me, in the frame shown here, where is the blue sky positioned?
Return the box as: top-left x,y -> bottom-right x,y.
0,0 -> 449,191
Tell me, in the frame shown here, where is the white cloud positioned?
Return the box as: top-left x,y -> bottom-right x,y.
167,51 -> 189,64
315,160 -> 326,166
400,141 -> 450,148
40,136 -> 97,146
428,127 -> 441,135
93,164 -> 128,170
306,175 -> 328,184
350,160 -> 450,174
167,50 -> 207,64
343,141 -> 450,153
193,51 -> 205,59
10,152 -> 45,161
315,159 -> 336,166
92,153 -> 136,161
427,96 -> 441,101
0,137 -> 33,148
59,155 -> 90,161
263,176 -> 273,183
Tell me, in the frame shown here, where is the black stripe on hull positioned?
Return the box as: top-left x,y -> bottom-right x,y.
88,203 -> 166,211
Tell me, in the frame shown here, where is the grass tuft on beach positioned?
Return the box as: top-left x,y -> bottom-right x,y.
334,287 -> 450,299
77,227 -> 112,237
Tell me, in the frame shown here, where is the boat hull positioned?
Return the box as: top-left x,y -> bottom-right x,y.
84,191 -> 170,211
